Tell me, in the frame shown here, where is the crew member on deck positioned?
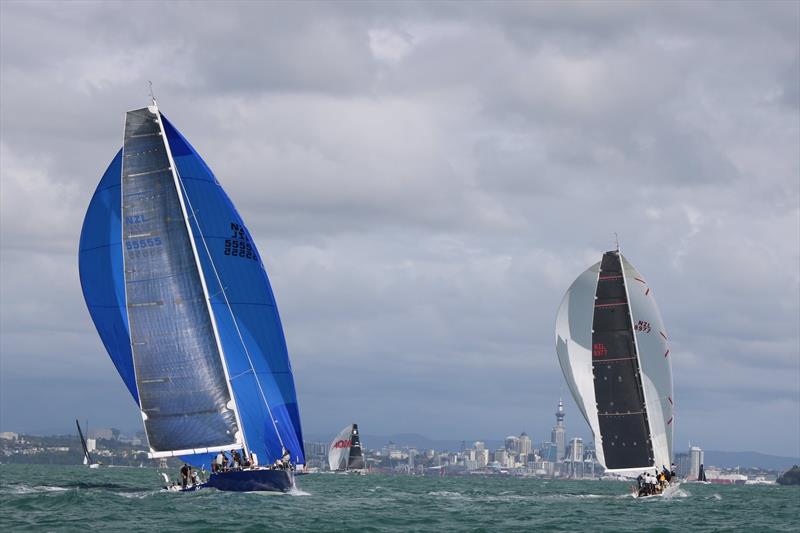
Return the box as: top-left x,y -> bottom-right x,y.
180,464 -> 190,489
281,447 -> 291,470
232,449 -> 242,470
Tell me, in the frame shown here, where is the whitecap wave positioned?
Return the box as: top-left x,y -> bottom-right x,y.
428,490 -> 467,499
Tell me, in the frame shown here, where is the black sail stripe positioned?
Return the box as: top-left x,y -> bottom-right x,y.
591,251 -> 654,470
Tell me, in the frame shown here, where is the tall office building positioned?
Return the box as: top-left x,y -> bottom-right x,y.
495,448 -> 508,466
675,452 -> 691,478
505,436 -> 520,454
551,399 -> 566,462
689,446 -> 704,480
518,432 -> 532,457
566,437 -> 584,478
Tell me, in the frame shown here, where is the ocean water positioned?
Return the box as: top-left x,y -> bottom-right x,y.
0,464 -> 797,532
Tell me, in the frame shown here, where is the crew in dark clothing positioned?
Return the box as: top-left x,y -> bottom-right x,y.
180,464 -> 190,489
232,449 -> 242,470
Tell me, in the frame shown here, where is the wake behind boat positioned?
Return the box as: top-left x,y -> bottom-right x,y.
79,98 -> 305,493
555,246 -> 677,498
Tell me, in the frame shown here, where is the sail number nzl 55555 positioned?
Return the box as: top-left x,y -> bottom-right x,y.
126,237 -> 162,250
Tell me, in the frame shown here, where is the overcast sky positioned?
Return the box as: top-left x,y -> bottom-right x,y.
1,1 -> 798,457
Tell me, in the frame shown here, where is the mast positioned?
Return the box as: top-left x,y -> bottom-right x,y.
153,102 -> 249,458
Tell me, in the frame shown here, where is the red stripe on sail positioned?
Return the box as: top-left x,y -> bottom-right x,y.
660,331 -> 668,340
664,349 -> 670,358
666,417 -> 673,425
668,396 -> 673,405
634,277 -> 646,284
645,288 -> 650,296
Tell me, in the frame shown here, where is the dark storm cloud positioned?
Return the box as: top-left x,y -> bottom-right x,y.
1,1 -> 797,456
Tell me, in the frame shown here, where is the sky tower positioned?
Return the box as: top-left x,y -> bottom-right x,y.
552,399 -> 566,462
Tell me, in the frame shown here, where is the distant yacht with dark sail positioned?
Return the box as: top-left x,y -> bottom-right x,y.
79,98 -> 305,492
555,247 -> 675,497
76,420 -> 100,469
328,424 -> 366,473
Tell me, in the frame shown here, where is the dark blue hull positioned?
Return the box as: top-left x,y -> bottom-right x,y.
205,469 -> 293,492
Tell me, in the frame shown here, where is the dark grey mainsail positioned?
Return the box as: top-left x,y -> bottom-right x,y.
122,107 -> 241,455
348,424 -> 365,470
591,251 -> 653,469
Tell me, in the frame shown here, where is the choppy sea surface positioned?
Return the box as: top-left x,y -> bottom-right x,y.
1,464 -> 797,532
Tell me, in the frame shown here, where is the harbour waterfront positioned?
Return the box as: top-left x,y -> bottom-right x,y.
1,464 -> 797,532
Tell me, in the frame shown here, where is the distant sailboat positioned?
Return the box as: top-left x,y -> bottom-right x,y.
555,248 -> 675,496
328,424 -> 366,473
76,420 -> 100,469
78,99 -> 305,492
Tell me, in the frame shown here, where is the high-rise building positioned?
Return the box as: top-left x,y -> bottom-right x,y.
474,441 -> 485,452
518,432 -> 532,457
565,437 -> 584,478
689,446 -> 704,480
505,435 -> 520,453
675,452 -> 691,478
495,448 -> 507,466
551,399 -> 566,462
478,449 -> 489,468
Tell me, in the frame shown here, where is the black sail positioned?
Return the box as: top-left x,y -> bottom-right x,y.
592,251 -> 654,469
348,424 -> 365,470
76,419 -> 93,465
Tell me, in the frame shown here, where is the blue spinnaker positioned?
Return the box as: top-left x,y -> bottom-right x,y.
78,150 -> 139,404
162,115 -> 306,465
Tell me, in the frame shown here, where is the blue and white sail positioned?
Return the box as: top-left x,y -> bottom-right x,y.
79,103 -> 305,466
